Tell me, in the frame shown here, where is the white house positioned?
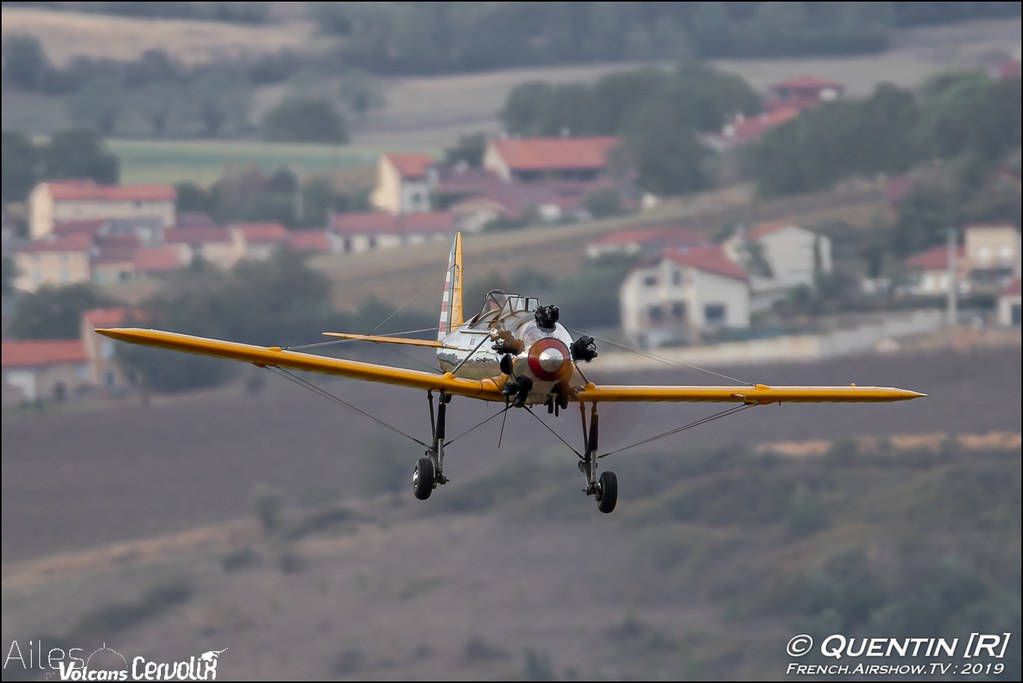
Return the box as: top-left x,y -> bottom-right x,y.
620,247 -> 750,349
725,221 -> 831,290
329,212 -> 457,254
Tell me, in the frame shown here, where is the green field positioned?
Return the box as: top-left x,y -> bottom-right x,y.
106,138 -> 439,186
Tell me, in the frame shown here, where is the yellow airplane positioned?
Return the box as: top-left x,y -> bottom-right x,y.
98,233 -> 925,513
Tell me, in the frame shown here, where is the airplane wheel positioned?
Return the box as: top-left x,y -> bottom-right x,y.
596,471 -> 618,514
413,457 -> 435,501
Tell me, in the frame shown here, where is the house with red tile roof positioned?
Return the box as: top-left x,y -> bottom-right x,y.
998,277 -> 1020,325
287,230 -> 336,254
79,307 -> 144,389
13,233 -> 94,292
329,211 -> 456,254
133,245 -> 187,275
619,246 -> 750,349
586,225 -> 709,259
706,107 -> 801,150
164,224 -> 243,269
370,152 -> 436,215
483,137 -> 619,183
903,244 -> 967,296
2,339 -> 90,404
28,179 -> 176,239
764,76 -> 844,111
231,222 -> 289,260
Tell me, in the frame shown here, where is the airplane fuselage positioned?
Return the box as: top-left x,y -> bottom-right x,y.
437,308 -> 576,406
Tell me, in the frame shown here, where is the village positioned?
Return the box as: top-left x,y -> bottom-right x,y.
2,72 -> 1020,407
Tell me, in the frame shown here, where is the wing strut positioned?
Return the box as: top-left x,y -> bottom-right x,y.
596,403 -> 757,459
266,366 -> 429,449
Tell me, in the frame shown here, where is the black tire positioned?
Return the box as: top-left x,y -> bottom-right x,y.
597,471 -> 618,514
413,457 -> 435,500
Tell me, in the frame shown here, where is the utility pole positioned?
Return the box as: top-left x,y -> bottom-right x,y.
947,228 -> 958,326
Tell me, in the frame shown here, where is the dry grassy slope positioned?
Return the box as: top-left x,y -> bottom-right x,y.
0,6 -> 328,66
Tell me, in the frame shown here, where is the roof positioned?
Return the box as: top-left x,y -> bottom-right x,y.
42,179 -> 176,202
770,76 -> 844,91
593,226 -> 708,248
1002,277 -> 1021,296
384,153 -> 435,179
747,221 -> 804,240
330,212 -> 399,236
134,246 -> 184,272
2,340 -> 88,368
176,212 -> 218,228
905,245 -> 965,270
82,307 -> 141,328
93,242 -> 138,264
997,59 -> 1020,80
233,222 -> 288,244
164,226 -> 233,245
330,212 -> 456,237
490,137 -> 619,172
665,246 -> 749,282
287,230 -> 333,252
53,218 -> 108,237
435,167 -> 504,196
19,234 -> 93,254
718,107 -> 799,143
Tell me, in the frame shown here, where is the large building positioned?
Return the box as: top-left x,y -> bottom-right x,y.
482,137 -> 619,183
28,179 -> 176,239
2,339 -> 90,404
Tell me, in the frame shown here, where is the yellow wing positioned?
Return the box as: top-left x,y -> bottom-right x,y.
573,382 -> 925,404
97,328 -> 506,401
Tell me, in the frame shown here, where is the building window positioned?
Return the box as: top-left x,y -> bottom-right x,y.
671,302 -> 686,320
647,305 -> 664,323
105,370 -> 116,387
672,270 -> 682,285
643,275 -> 658,287
704,303 -> 726,324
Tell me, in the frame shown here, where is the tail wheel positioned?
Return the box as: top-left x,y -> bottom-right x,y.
413,456 -> 435,501
596,471 -> 618,514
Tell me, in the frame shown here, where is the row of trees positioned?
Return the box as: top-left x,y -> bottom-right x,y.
501,64 -> 760,196
1,129 -> 118,203
174,165 -> 370,230
751,73 -> 1021,197
4,35 -> 380,140
312,2 -> 1020,74
27,2 -> 269,23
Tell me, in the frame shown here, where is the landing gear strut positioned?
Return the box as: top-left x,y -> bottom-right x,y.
413,390 -> 451,500
578,403 -> 617,514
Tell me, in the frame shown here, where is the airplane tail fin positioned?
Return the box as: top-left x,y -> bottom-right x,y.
438,232 -> 464,340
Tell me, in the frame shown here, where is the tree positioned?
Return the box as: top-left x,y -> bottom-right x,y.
187,75 -> 252,137
444,132 -> 488,167
261,97 -> 349,143
8,284 -> 115,340
500,81 -> 555,135
42,129 -> 119,184
338,69 -> 386,121
133,84 -> 178,136
583,188 -> 626,218
622,99 -> 713,196
2,33 -> 49,91
1,131 -> 39,203
66,77 -> 126,135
